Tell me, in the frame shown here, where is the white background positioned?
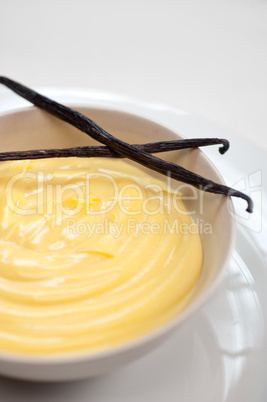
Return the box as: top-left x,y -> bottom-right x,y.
1,0 -> 266,150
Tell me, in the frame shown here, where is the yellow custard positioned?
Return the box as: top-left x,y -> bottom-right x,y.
0,157 -> 202,355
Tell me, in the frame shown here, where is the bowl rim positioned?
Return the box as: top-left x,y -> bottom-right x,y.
0,104 -> 236,365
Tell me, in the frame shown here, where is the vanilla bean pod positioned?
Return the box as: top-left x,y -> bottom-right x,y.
0,77 -> 253,212
0,138 -> 229,161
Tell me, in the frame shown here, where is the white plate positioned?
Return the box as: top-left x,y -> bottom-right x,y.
0,88 -> 266,402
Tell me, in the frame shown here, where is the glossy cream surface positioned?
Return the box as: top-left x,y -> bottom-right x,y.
0,157 -> 202,355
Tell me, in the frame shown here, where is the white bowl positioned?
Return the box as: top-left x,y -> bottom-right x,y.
0,105 -> 235,381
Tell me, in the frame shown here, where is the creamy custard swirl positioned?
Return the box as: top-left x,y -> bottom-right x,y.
0,158 -> 202,355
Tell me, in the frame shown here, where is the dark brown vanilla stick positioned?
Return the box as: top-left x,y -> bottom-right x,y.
0,76 -> 253,212
0,138 -> 229,161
